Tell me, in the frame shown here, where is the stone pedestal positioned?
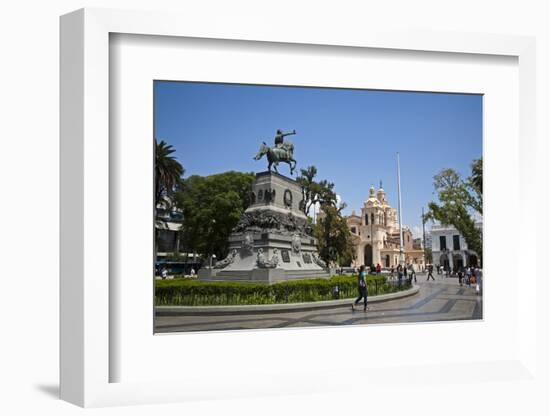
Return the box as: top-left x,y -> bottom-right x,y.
197,267 -> 215,280
199,171 -> 330,284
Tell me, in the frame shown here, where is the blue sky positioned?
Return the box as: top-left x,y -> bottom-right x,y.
154,81 -> 482,236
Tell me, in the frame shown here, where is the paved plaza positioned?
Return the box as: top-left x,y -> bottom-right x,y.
155,273 -> 482,333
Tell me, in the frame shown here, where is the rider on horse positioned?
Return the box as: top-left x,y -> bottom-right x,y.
253,129 -> 298,175
274,129 -> 296,157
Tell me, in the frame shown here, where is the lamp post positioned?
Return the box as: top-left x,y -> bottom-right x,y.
422,207 -> 427,271
208,218 -> 216,268
422,207 -> 426,253
369,212 -> 374,266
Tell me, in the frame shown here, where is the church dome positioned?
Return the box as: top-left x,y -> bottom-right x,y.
365,185 -> 381,207
369,185 -> 376,197
377,183 -> 386,204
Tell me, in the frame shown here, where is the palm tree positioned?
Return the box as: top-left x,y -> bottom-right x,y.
470,158 -> 482,196
155,139 -> 184,208
155,139 -> 184,271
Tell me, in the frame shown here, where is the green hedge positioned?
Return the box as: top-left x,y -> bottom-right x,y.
155,274 -> 411,306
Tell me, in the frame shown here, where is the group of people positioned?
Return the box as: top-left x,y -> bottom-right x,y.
156,266 -> 196,279
353,263 -> 383,275
434,264 -> 471,279
457,266 -> 482,287
351,262 -> 482,312
427,263 -> 482,293
388,263 -> 417,284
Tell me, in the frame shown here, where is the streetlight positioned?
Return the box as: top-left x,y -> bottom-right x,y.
208,218 -> 216,268
369,212 -> 374,267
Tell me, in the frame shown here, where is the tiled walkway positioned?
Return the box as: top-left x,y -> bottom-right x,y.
155,274 -> 482,333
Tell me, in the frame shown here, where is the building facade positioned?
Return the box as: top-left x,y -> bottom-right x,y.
155,204 -> 204,275
429,223 -> 481,271
346,184 -> 425,270
156,206 -> 183,256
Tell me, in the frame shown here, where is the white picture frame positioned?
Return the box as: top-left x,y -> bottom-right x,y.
60,8 -> 537,408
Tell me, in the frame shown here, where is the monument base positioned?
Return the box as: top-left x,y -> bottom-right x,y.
198,171 -> 330,284
200,268 -> 330,284
197,267 -> 216,280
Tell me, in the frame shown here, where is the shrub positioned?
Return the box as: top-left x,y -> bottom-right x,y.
155,274 -> 408,306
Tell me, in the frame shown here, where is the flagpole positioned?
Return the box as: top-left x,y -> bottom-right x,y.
397,152 -> 405,265
422,206 -> 427,269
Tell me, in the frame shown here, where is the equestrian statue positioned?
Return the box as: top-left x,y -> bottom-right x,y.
253,129 -> 297,175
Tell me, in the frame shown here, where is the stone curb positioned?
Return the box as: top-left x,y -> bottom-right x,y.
155,284 -> 420,316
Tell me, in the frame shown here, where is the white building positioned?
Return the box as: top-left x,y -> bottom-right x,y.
156,206 -> 183,255
429,222 -> 481,271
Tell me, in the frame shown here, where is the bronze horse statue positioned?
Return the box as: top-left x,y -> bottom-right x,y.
254,141 -> 297,175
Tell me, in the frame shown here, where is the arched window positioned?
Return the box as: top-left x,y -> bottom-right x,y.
365,214 -> 369,225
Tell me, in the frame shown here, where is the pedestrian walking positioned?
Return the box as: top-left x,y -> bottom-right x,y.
376,263 -> 382,275
465,267 -> 472,287
397,264 -> 403,287
403,264 -> 408,283
458,268 -> 463,286
351,265 -> 369,311
409,264 -> 417,283
475,267 -> 482,294
427,264 -> 435,281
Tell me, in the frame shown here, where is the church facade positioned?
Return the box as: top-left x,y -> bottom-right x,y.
345,184 -> 425,270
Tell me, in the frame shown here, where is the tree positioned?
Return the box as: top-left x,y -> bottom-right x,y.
155,139 -> 185,208
314,203 -> 355,266
154,139 -> 184,265
296,165 -> 337,216
175,171 -> 255,261
424,158 -> 483,265
468,158 -> 483,214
